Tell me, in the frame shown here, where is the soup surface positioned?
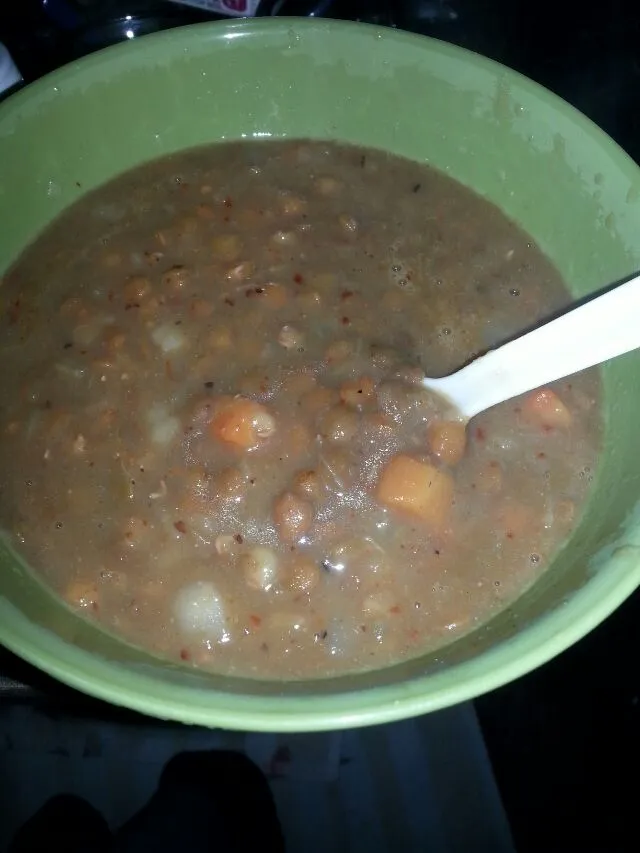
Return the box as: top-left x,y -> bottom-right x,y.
0,141 -> 600,679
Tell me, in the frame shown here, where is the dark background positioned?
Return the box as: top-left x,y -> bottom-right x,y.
1,2 -> 639,851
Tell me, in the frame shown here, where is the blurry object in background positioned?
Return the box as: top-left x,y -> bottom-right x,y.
0,0 -> 346,75
0,42 -> 21,98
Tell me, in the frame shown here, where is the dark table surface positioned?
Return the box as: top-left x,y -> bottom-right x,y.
2,2 -> 640,850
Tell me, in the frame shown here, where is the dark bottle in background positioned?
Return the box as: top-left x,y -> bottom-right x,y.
0,0 -> 381,82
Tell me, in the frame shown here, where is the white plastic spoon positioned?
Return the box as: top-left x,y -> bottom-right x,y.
422,274 -> 640,420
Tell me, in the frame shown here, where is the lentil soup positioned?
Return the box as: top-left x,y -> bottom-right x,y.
0,141 -> 600,679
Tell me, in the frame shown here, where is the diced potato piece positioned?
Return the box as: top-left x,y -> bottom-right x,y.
210,398 -> 275,450
376,455 -> 454,529
240,547 -> 280,592
522,388 -> 571,429
427,420 -> 467,465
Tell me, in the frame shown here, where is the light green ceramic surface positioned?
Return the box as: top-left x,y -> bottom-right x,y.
1,18 -> 640,731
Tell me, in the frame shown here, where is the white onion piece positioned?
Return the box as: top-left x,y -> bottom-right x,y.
173,581 -> 227,639
241,547 -> 280,592
147,404 -> 179,445
150,416 -> 179,445
151,323 -> 187,353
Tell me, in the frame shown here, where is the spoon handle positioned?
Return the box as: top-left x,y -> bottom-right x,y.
432,273 -> 640,420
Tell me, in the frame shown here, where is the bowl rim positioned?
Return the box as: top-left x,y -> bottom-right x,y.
1,15 -> 640,731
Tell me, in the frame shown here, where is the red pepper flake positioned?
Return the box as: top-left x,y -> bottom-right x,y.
408,628 -> 420,640
249,614 -> 262,627
174,520 -> 187,534
537,451 -> 547,459
180,648 -> 190,661
341,316 -> 351,325
506,530 -> 515,540
389,605 -> 402,615
542,424 -> 554,434
474,426 -> 486,441
341,289 -> 354,300
223,196 -> 233,208
224,297 -> 235,307
293,273 -> 304,284
165,360 -> 174,381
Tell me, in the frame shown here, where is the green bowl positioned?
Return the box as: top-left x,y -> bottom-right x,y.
1,18 -> 639,732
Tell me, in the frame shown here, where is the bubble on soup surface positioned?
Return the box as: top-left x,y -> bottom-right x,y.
174,581 -> 228,640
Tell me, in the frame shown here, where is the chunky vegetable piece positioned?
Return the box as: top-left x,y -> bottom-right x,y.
210,398 -> 276,450
377,455 -> 454,529
0,139 -> 601,680
522,388 -> 572,429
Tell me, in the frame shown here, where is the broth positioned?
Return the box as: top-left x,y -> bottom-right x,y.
0,141 -> 600,678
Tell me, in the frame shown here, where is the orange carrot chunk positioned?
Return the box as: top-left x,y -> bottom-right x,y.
210,398 -> 275,450
522,388 -> 571,429
376,454 -> 454,529
427,420 -> 467,465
